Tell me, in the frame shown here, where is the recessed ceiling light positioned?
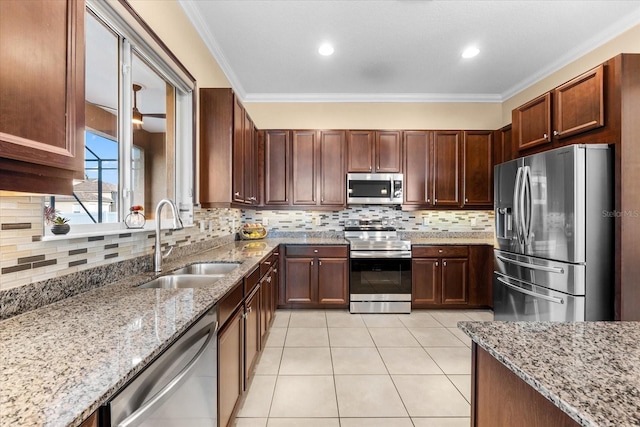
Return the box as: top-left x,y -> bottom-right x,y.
462,46 -> 480,59
318,43 -> 334,56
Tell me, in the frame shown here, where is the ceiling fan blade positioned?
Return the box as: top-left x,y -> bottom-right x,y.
141,113 -> 166,118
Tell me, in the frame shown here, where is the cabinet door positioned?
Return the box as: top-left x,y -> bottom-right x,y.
347,130 -> 374,172
264,130 -> 290,205
0,0 -> 84,194
232,97 -> 245,203
317,258 -> 348,306
441,258 -> 468,305
376,131 -> 402,172
494,124 -> 512,165
260,273 -> 272,342
403,131 -> 432,206
513,93 -> 552,151
199,89 -> 233,207
244,287 -> 260,385
218,307 -> 244,427
291,131 -> 317,205
553,64 -> 604,140
412,259 -> 440,306
433,131 -> 462,207
463,131 -> 493,207
319,130 -> 346,206
285,257 -> 315,304
243,112 -> 258,204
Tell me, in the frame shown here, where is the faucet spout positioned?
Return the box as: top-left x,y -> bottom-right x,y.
154,199 -> 184,272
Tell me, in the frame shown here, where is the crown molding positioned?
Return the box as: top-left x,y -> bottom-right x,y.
243,92 -> 503,103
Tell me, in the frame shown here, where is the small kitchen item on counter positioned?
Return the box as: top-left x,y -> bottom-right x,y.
125,205 -> 146,229
240,223 -> 268,240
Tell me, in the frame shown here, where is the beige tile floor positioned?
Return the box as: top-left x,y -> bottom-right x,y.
234,309 -> 493,427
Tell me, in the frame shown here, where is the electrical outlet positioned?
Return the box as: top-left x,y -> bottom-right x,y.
470,218 -> 477,226
262,217 -> 269,226
315,217 -> 321,226
422,217 -> 429,226
200,221 -> 205,232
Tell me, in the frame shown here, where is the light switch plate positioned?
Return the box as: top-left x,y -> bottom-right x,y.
422,217 -> 429,226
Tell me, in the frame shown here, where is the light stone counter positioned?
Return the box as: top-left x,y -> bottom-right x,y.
459,321 -> 640,427
0,237 -> 347,427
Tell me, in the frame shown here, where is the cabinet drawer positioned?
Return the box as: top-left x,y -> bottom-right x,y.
218,281 -> 243,327
285,245 -> 348,258
412,245 -> 468,258
244,265 -> 260,295
260,252 -> 276,277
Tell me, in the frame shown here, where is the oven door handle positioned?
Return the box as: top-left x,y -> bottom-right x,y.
350,251 -> 412,259
118,321 -> 219,427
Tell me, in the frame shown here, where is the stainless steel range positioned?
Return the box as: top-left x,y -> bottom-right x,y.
345,219 -> 412,313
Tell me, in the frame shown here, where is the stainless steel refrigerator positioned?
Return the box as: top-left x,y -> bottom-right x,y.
493,144 -> 614,321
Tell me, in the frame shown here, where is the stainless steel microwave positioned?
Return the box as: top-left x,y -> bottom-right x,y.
347,173 -> 403,205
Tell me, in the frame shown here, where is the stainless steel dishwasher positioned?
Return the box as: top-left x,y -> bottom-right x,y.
105,307 -> 218,427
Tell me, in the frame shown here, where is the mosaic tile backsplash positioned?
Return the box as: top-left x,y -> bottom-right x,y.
243,207 -> 494,233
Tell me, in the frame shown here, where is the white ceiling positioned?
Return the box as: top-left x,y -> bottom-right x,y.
178,0 -> 640,103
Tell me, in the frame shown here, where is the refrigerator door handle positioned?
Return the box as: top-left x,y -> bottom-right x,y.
496,276 -> 565,305
523,166 -> 533,246
495,254 -> 565,274
513,166 -> 524,246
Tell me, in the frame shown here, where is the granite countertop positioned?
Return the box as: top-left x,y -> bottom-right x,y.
409,237 -> 494,245
459,321 -> 640,427
0,237 -> 346,427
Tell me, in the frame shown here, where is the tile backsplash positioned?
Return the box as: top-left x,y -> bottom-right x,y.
243,207 -> 494,233
0,194 -> 242,291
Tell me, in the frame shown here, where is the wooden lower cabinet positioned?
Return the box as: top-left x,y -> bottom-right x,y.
244,286 -> 260,385
218,306 -> 244,427
412,245 -> 491,309
472,344 -> 578,427
79,411 -> 98,427
282,245 -> 348,308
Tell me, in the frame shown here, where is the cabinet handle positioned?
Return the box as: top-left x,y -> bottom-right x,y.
264,261 -> 271,265
321,198 -> 324,203
443,261 -> 447,267
438,249 -> 443,253
313,249 -> 318,253
543,133 -> 548,139
311,260 -> 314,266
436,261 -> 439,267
434,198 -> 437,204
234,192 -> 240,197
319,261 -> 322,266
427,198 -> 430,203
465,198 -> 468,203
249,196 -> 257,201
266,276 -> 272,283
274,268 -> 278,274
553,130 -> 559,136
369,166 -> 372,171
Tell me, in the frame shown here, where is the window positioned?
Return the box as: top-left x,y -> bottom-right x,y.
47,1 -> 194,231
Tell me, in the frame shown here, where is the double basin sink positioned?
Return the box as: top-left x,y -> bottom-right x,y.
138,262 -> 241,289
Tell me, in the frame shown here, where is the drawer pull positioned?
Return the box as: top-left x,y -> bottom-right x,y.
313,249 -> 318,253
438,249 -> 443,253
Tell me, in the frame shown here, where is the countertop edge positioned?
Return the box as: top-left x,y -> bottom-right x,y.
458,322 -> 596,427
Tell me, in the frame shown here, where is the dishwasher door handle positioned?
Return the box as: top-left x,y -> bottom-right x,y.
118,321 -> 219,427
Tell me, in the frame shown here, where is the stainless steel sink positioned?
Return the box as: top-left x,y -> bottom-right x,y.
170,262 -> 241,276
137,275 -> 223,289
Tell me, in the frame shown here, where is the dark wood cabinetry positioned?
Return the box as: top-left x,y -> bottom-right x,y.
347,130 -> 402,173
433,131 -> 462,207
412,245 -> 492,309
403,131 -> 432,206
263,130 -> 290,205
283,245 -> 349,308
513,64 -> 605,154
472,344 -> 579,427
291,131 -> 317,205
412,245 -> 468,307
319,130 -> 346,206
0,0 -> 85,195
244,285 -> 260,385
200,89 -> 258,207
494,124 -> 513,164
218,305 -> 244,427
463,131 -> 493,207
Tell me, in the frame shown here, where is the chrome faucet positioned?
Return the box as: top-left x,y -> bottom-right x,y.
154,199 -> 184,272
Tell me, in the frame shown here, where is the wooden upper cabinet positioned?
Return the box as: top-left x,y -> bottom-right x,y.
347,130 -> 401,173
318,130 -> 346,206
553,64 -> 604,140
264,130 -> 290,205
0,0 -> 85,194
513,92 -> 552,151
232,97 -> 245,203
432,131 -> 462,207
291,131 -> 317,205
347,131 -> 374,172
376,131 -> 402,172
403,131 -> 432,206
463,131 -> 493,207
494,124 -> 512,165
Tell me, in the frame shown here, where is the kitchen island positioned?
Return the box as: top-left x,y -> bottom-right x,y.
459,321 -> 640,427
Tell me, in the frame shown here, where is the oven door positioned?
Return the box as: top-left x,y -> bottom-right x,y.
350,257 -> 412,300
